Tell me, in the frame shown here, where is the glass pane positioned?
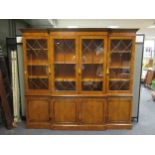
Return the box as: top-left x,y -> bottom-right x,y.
82,64 -> 103,80
82,81 -> 102,91
55,64 -> 75,80
54,39 -> 76,63
28,78 -> 48,90
110,54 -> 131,67
109,81 -> 130,90
26,39 -> 47,50
82,39 -> 104,63
26,39 -> 48,63
28,65 -> 48,76
81,39 -> 104,91
54,39 -> 76,92
109,39 -> 132,91
55,82 -> 75,91
109,68 -> 130,79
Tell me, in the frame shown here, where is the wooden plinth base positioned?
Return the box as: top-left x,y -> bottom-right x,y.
26,123 -> 132,130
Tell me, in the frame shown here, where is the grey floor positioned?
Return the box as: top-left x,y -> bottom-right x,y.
0,85 -> 155,135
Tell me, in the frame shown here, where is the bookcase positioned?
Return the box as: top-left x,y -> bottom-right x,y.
22,28 -> 137,130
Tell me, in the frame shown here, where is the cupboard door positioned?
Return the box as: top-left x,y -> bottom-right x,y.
107,97 -> 131,123
51,37 -> 78,94
79,99 -> 106,124
107,37 -> 135,93
27,98 -> 50,122
80,36 -> 107,94
53,98 -> 77,123
23,36 -> 50,93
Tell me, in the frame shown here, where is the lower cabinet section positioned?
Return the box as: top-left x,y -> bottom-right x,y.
26,96 -> 132,130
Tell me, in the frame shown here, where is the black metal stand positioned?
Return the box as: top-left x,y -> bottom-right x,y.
132,34 -> 145,123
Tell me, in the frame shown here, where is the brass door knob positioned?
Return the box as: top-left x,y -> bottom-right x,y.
78,68 -> 81,75
106,68 -> 109,75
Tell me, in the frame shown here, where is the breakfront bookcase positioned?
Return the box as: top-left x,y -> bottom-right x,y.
22,28 -> 137,130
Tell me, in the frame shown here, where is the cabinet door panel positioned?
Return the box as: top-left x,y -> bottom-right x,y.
23,37 -> 50,93
107,37 -> 135,93
80,36 -> 107,94
79,99 -> 106,124
107,97 -> 131,123
52,38 -> 78,93
27,98 -> 50,122
53,98 -> 77,123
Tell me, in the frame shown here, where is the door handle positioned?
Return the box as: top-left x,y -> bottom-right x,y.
48,65 -> 51,75
106,68 -> 109,75
78,68 -> 81,75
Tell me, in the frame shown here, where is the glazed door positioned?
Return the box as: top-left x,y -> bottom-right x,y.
107,37 -> 135,93
51,36 -> 78,94
23,36 -> 50,93
79,36 -> 107,94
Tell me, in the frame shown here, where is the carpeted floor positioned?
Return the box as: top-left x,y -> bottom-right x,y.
0,85 -> 155,135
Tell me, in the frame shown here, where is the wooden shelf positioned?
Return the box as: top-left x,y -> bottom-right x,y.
82,78 -> 103,82
28,75 -> 48,79
55,78 -> 76,82
27,49 -> 48,51
82,62 -> 103,64
110,66 -> 130,69
109,78 -> 130,82
111,50 -> 131,54
54,61 -> 76,64
27,61 -> 48,66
